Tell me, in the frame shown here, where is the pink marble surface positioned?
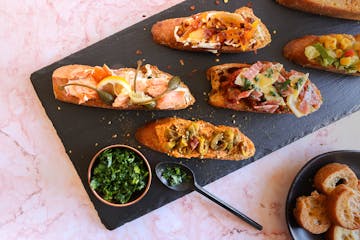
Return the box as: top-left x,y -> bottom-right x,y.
1,0 -> 359,239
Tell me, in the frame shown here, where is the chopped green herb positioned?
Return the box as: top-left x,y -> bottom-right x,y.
264,68 -> 274,78
243,78 -> 253,90
254,76 -> 260,82
269,90 -> 277,97
161,166 -> 190,187
313,43 -> 335,66
295,78 -> 304,90
278,79 -> 291,91
90,148 -> 149,204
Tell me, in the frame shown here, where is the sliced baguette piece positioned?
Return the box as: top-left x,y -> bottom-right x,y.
276,0 -> 360,21
151,7 -> 271,53
293,191 -> 331,234
327,185 -> 360,230
314,163 -> 358,195
52,64 -> 195,110
283,34 -> 360,76
206,62 -> 322,117
135,117 -> 255,161
326,225 -> 360,240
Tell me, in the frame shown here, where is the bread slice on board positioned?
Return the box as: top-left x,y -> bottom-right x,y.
293,191 -> 331,234
283,34 -> 360,76
276,0 -> 360,21
327,185 -> 360,230
314,163 -> 358,195
53,64 -> 195,110
135,117 -> 255,161
151,7 -> 271,53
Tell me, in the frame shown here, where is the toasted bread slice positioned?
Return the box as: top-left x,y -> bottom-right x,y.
326,225 -> 360,240
293,191 -> 331,234
135,117 -> 255,161
327,185 -> 360,230
206,62 -> 322,117
53,64 -> 195,110
283,34 -> 360,76
276,0 -> 360,20
151,7 -> 271,53
314,163 -> 358,195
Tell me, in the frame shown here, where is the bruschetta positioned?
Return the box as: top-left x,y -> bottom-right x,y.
207,62 -> 322,117
284,34 -> 360,76
52,63 -> 195,110
135,117 -> 255,161
151,7 -> 271,53
276,0 -> 360,21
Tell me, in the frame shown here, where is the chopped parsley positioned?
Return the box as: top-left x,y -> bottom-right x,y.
264,68 -> 274,78
161,166 -> 190,187
90,148 -> 149,204
243,78 -> 253,90
295,78 -> 304,90
269,90 -> 277,97
278,79 -> 291,91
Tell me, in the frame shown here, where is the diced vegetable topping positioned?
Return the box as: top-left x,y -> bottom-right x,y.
304,34 -> 360,73
161,167 -> 190,187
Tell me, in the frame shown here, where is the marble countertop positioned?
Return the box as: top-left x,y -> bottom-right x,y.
1,1 -> 359,239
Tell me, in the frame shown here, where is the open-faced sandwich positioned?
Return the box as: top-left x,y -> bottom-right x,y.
207,61 -> 322,117
284,34 -> 360,76
135,117 -> 255,161
52,61 -> 195,110
151,7 -> 271,53
276,0 -> 360,21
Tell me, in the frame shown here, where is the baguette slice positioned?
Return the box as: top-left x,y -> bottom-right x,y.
283,34 -> 360,76
135,117 -> 255,160
207,62 -> 322,117
327,185 -> 360,230
276,0 -> 360,20
53,64 -> 195,110
326,225 -> 360,240
151,7 -> 271,53
293,191 -> 331,234
314,163 -> 358,195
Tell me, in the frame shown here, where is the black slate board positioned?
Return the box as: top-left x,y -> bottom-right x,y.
30,0 -> 360,230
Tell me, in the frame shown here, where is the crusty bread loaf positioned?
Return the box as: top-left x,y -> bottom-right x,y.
326,225 -> 360,240
293,191 -> 331,234
314,163 -> 358,195
276,0 -> 360,21
151,7 -> 271,53
135,117 -> 255,161
327,185 -> 360,230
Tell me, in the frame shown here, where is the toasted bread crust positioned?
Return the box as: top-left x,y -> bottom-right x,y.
326,225 -> 360,240
314,163 -> 358,195
151,7 -> 271,53
283,35 -> 360,76
135,117 -> 255,161
327,185 -> 360,230
52,64 -> 195,110
276,0 -> 360,20
293,191 -> 331,234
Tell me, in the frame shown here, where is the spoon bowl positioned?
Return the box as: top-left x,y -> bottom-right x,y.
155,162 -> 194,192
155,162 -> 263,231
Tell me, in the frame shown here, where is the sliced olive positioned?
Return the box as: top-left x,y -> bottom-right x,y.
210,132 -> 228,151
165,125 -> 180,141
187,123 -> 199,138
198,137 -> 209,156
224,129 -> 235,151
177,136 -> 188,149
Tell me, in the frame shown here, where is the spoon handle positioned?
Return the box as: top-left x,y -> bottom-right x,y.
194,183 -> 263,231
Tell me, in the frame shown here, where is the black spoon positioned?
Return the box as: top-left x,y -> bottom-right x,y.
155,162 -> 263,231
